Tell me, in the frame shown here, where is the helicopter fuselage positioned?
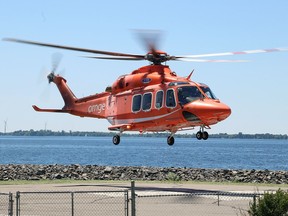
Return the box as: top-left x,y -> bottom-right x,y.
34,64 -> 231,144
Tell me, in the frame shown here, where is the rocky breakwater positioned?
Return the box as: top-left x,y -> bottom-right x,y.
0,164 -> 288,184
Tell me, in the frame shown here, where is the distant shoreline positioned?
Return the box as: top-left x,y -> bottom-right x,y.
0,130 -> 287,139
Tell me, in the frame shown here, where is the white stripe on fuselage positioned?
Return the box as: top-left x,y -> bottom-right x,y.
107,108 -> 182,125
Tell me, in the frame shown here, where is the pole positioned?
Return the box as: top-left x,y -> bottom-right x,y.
71,192 -> 74,216
131,181 -> 136,216
8,192 -> 13,216
4,120 -> 7,134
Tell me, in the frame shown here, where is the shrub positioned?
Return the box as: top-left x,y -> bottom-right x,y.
166,172 -> 180,182
248,189 -> 288,216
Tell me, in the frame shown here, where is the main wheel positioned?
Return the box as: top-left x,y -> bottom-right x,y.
167,136 -> 175,146
112,135 -> 120,145
196,131 -> 202,140
202,131 -> 209,140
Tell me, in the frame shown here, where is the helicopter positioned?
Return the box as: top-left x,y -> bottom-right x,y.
3,36 -> 288,145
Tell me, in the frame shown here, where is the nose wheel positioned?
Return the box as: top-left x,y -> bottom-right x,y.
196,126 -> 209,140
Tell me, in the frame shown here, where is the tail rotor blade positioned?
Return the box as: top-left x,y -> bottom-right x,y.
51,52 -> 63,73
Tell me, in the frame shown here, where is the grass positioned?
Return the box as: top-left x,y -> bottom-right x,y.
0,179 -> 128,185
0,179 -> 287,188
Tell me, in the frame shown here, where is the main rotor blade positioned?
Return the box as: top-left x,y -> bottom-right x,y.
3,38 -> 144,58
177,47 -> 288,58
175,58 -> 250,62
133,29 -> 163,54
84,56 -> 144,60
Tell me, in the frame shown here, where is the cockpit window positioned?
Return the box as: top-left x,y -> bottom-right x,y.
200,86 -> 217,99
166,89 -> 176,107
177,86 -> 203,105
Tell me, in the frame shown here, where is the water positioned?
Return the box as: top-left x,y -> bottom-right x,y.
0,136 -> 287,170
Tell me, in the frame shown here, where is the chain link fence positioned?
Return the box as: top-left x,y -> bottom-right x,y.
1,182 -> 264,216
16,190 -> 128,216
0,192 -> 13,216
135,192 -> 258,216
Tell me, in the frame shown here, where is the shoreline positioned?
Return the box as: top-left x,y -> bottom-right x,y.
1,164 -> 288,184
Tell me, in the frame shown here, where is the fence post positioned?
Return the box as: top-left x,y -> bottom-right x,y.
16,191 -> 20,216
217,192 -> 220,206
253,193 -> 256,207
131,181 -> 136,216
125,191 -> 129,216
8,192 -> 13,216
71,192 -> 74,216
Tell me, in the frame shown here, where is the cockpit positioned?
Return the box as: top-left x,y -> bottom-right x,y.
199,84 -> 217,100
177,84 -> 217,105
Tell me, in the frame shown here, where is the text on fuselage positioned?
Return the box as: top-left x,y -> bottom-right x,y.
88,103 -> 106,113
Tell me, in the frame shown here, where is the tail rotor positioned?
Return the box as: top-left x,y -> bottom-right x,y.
48,52 -> 62,83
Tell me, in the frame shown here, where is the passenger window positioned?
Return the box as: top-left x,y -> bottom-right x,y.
155,91 -> 163,109
166,89 -> 176,107
142,93 -> 152,111
132,95 -> 142,112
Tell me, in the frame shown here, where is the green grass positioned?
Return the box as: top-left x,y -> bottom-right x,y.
0,179 -> 287,188
0,179 -> 127,185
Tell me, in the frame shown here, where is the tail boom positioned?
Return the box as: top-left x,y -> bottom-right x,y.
33,74 -> 110,119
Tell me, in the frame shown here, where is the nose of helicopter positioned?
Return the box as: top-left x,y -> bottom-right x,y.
183,100 -> 231,124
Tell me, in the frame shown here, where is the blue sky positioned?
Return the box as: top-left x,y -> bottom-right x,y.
1,0 -> 288,134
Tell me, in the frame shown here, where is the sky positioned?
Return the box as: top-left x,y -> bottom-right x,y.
1,0 -> 288,134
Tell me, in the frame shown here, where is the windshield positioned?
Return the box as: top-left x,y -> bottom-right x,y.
177,86 -> 203,105
200,86 -> 217,99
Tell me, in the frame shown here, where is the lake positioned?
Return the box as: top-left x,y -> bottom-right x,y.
0,136 -> 287,170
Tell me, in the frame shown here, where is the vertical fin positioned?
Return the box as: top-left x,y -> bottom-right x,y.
52,75 -> 77,108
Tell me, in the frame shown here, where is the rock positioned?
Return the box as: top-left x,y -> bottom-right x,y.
29,176 -> 40,180
104,166 -> 113,173
36,169 -> 45,175
0,164 -> 288,184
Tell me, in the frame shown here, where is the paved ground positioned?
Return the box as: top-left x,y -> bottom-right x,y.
1,182 -> 287,216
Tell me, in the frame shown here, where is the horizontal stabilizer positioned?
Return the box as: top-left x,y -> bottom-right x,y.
32,105 -> 69,113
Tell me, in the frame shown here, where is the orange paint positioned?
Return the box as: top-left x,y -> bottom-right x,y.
33,64 -> 231,144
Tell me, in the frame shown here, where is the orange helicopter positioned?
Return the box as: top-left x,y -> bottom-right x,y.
3,36 -> 288,145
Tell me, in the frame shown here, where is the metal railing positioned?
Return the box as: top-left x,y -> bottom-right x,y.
0,182 -> 263,216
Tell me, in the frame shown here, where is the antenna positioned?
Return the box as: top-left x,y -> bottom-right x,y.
186,69 -> 194,80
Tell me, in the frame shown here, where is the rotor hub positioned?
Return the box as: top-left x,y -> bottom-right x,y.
145,51 -> 172,65
47,72 -> 55,83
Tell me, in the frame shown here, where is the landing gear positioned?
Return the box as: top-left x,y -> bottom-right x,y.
167,131 -> 176,146
202,131 -> 209,140
112,135 -> 120,145
196,131 -> 202,140
167,136 -> 175,146
196,126 -> 209,140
